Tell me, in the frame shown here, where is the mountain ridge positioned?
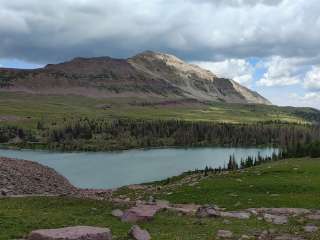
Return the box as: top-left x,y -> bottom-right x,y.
0,51 -> 271,105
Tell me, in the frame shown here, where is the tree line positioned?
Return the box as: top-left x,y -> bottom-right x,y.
0,118 -> 319,152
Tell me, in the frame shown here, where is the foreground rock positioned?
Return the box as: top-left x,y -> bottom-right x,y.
121,204 -> 164,223
273,235 -> 306,240
0,157 -> 77,196
263,214 -> 288,225
166,203 -> 201,215
28,226 -> 112,240
120,200 -> 201,223
248,208 -> 311,216
303,225 -> 318,233
129,225 -> 151,240
217,230 -> 233,238
197,206 -> 250,219
111,209 -> 124,218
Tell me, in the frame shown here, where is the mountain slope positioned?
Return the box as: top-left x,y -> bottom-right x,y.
0,51 -> 270,105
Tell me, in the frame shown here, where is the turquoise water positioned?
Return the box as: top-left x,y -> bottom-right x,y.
0,148 -> 277,189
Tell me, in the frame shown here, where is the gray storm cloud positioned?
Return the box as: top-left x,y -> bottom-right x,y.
0,0 -> 319,63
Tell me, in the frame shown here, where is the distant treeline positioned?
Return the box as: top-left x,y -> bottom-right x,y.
191,140 -> 320,178
191,151 -> 283,177
0,118 -> 320,152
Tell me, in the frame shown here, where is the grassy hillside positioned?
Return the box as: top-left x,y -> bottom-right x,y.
0,92 -> 319,130
1,158 -> 320,239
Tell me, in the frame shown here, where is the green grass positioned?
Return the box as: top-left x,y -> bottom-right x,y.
0,92 -> 317,130
1,158 -> 320,239
156,158 -> 320,210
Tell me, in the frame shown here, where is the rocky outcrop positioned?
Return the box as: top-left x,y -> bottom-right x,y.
0,157 -> 77,196
197,205 -> 250,219
28,226 -> 112,240
0,51 -> 270,105
121,204 -> 164,223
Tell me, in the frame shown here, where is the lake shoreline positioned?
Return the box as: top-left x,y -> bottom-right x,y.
0,147 -> 279,189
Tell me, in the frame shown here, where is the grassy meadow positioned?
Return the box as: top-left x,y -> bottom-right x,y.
0,92 -> 316,130
1,158 -> 320,239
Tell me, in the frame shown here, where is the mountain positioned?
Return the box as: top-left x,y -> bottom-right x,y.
0,51 -> 270,105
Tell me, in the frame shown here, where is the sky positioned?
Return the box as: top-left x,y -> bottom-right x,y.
0,0 -> 320,109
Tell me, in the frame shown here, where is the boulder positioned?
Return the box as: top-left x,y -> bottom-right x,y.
129,225 -> 151,240
274,235 -> 306,240
28,226 -> 112,240
217,230 -> 233,238
166,204 -> 201,215
248,208 -> 310,216
111,209 -> 124,218
263,214 -> 288,225
121,204 -> 163,223
219,211 -> 251,220
196,207 -> 250,219
197,206 -> 221,218
306,213 -> 320,220
303,225 -> 318,233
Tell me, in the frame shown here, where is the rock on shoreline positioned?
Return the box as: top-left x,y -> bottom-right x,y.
0,157 -> 77,196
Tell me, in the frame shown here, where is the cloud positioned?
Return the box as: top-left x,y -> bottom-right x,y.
192,59 -> 254,85
257,56 -> 302,87
304,66 -> 320,91
0,0 -> 320,64
289,92 -> 320,109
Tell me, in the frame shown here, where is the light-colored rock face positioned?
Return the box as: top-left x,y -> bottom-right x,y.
132,51 -> 217,81
28,226 -> 112,240
129,51 -> 271,104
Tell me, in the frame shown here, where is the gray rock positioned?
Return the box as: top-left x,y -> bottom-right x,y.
274,234 -> 305,240
121,204 -> 163,223
220,211 -> 251,220
0,188 -> 9,196
263,214 -> 288,225
217,230 -> 233,238
197,207 -> 250,219
166,204 -> 201,215
129,225 -> 151,240
28,226 -> 112,240
306,214 -> 320,220
111,209 -> 124,218
248,208 -> 310,216
303,225 -> 318,233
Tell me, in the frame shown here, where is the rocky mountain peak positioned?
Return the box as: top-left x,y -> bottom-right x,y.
0,51 -> 271,105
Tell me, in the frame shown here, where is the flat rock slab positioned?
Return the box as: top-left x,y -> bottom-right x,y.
219,211 -> 251,220
248,208 -> 310,216
196,207 -> 250,219
166,204 -> 201,215
28,226 -> 112,240
121,204 -> 163,223
274,235 -> 306,240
